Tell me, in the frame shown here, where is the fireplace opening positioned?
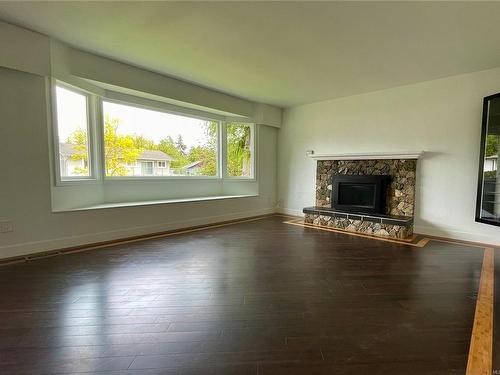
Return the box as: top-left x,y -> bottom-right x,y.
332,175 -> 391,214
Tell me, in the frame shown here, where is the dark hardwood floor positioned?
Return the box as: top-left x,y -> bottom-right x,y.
0,215 -> 494,374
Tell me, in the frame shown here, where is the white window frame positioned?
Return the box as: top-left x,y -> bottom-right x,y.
222,122 -> 257,181
99,97 -> 223,181
157,161 -> 167,168
50,80 -> 257,184
51,80 -> 100,186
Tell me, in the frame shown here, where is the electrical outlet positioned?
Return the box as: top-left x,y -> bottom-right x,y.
0,221 -> 13,233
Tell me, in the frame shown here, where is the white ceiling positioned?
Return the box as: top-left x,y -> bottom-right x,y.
1,1 -> 500,107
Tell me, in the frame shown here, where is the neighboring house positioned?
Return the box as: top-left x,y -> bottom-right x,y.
126,150 -> 174,176
59,143 -> 174,177
485,155 -> 498,173
59,143 -> 87,176
179,160 -> 203,176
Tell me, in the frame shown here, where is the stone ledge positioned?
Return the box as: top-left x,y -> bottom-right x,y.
304,213 -> 413,239
303,206 -> 413,227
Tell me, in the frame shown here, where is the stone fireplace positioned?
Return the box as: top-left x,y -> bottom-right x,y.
303,157 -> 418,239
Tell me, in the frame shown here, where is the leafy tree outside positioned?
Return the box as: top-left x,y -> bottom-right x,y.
227,123 -> 252,177
486,135 -> 498,157
65,118 -> 249,177
66,127 -> 89,176
156,136 -> 189,171
103,116 -> 143,176
484,135 -> 499,179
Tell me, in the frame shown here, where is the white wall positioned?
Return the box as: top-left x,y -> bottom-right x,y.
0,67 -> 278,259
0,21 -> 50,76
278,67 -> 500,246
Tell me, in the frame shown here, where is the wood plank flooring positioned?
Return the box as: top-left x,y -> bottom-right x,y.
466,248 -> 494,375
0,215 -> 495,374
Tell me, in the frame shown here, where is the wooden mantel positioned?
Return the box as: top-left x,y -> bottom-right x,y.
307,151 -> 424,160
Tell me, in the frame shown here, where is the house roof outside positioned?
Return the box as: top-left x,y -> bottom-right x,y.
182,160 -> 203,170
138,150 -> 174,161
59,143 -> 174,161
59,143 -> 78,157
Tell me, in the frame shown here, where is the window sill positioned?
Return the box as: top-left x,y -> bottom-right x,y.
53,194 -> 258,212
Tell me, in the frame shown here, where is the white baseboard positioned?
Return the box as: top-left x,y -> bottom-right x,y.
276,207 -> 304,217
0,207 -> 276,260
414,224 -> 500,247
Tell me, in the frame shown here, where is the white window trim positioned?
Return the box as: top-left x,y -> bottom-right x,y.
50,80 -> 257,184
51,80 -> 101,186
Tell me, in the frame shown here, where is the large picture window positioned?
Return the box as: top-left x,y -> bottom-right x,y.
55,86 -> 91,179
52,82 -> 255,183
101,101 -> 218,177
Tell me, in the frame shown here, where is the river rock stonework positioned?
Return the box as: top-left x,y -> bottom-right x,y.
315,159 -> 416,216
310,159 -> 417,239
304,214 -> 413,239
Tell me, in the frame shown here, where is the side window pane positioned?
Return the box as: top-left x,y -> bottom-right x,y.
102,101 -> 218,177
478,96 -> 500,225
226,123 -> 253,177
55,86 -> 90,178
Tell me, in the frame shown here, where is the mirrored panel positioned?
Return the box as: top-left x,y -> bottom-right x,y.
476,93 -> 500,226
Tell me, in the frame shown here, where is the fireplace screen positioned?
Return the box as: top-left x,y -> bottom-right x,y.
338,183 -> 376,207
332,175 -> 390,214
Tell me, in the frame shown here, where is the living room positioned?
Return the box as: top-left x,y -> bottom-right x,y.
0,2 -> 499,374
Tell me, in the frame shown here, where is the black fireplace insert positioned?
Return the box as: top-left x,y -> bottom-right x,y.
332,175 -> 391,214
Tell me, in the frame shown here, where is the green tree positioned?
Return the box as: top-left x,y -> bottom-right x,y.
182,121 -> 218,176
132,135 -> 156,151
103,116 -> 143,176
486,135 -> 499,157
66,117 -> 144,176
157,136 -> 188,170
66,119 -> 250,178
188,146 -> 216,176
226,123 -> 251,177
204,122 -> 218,147
176,135 -> 187,155
66,127 -> 89,175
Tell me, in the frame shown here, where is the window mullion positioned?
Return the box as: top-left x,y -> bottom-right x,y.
88,94 -> 98,180
50,79 -> 63,185
96,97 -> 106,179
221,122 -> 228,179
251,123 -> 257,179
92,95 -> 104,180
